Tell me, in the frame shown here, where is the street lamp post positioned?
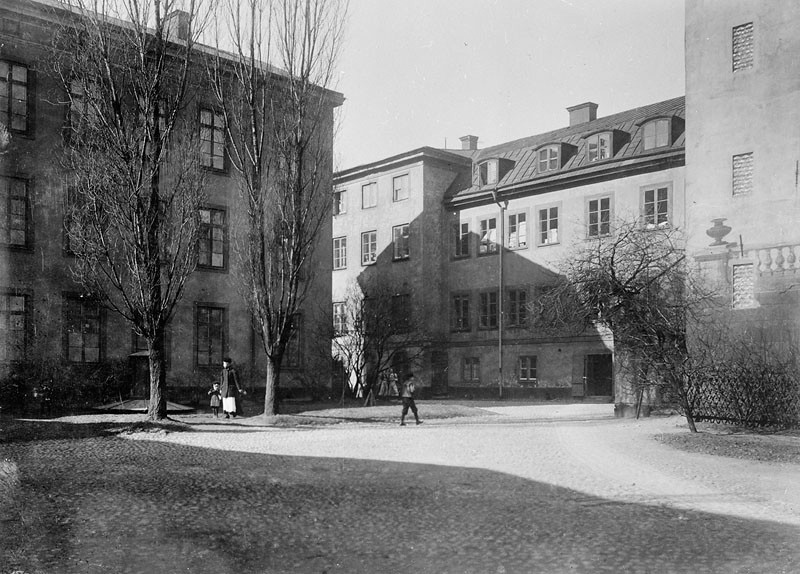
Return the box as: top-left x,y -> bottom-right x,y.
492,189 -> 505,399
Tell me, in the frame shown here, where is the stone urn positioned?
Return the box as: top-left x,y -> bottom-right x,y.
706,218 -> 732,246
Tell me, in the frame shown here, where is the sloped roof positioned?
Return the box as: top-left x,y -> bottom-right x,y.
447,96 -> 685,205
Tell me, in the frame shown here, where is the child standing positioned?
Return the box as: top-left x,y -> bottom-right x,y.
208,382 -> 222,418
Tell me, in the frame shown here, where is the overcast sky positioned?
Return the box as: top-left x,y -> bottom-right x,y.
332,0 -> 685,170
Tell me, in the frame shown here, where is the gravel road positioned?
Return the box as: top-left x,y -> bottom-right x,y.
2,404 -> 799,574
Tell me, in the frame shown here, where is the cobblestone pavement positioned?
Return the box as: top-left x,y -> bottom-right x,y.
2,407 -> 799,574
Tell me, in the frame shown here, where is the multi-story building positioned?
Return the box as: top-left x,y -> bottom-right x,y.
331,142 -> 475,392
334,98 -> 686,406
686,1 -> 800,339
0,0 -> 340,402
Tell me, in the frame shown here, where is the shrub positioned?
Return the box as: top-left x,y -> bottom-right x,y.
0,359 -> 132,415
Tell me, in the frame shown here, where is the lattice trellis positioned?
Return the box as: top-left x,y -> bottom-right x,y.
688,374 -> 800,428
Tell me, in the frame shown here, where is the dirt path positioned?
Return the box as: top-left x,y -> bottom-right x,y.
4,409 -> 799,573
158,410 -> 800,526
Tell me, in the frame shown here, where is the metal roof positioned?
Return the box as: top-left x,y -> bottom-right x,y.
448,96 -> 685,204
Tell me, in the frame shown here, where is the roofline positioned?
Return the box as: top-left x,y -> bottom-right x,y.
334,147 -> 473,184
13,0 -> 344,106
446,149 -> 684,209
475,95 -> 685,160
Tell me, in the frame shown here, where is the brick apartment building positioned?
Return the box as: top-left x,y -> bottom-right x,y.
0,0 -> 341,401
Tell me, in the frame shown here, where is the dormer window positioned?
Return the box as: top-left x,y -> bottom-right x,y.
538,145 -> 559,172
643,119 -> 670,150
478,158 -> 514,187
587,132 -> 611,162
479,159 -> 499,186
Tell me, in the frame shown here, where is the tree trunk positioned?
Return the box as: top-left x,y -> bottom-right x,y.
264,356 -> 281,416
674,377 -> 698,433
147,330 -> 167,420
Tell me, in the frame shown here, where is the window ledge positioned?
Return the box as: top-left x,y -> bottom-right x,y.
196,265 -> 229,274
1,244 -> 33,252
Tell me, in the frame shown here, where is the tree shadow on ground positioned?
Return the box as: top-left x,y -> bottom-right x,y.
2,435 -> 798,574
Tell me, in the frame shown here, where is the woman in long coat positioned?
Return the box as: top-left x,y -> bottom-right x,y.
220,357 -> 243,419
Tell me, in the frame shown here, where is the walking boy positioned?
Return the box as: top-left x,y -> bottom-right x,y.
399,372 -> 422,426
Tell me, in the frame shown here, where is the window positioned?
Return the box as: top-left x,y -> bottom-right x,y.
132,329 -> 148,353
68,80 -> 100,133
538,145 -> 559,172
1,176 -> 28,247
518,356 -> 537,383
732,22 -> 754,72
333,236 -> 347,270
508,288 -> 527,327
732,153 -> 753,196
479,290 -> 498,329
642,185 -> 670,228
587,196 -> 611,237
0,61 -> 29,133
463,357 -> 480,382
196,305 -> 225,366
64,295 -> 101,363
131,329 -> 170,366
141,101 -> 168,157
333,190 -> 347,215
198,207 -> 226,269
200,108 -> 225,170
361,182 -> 377,209
451,293 -> 470,331
391,293 -> 410,332
479,217 -> 497,254
361,230 -> 377,265
392,224 -> 410,260
507,212 -> 527,249
479,159 -> 498,186
643,119 -> 670,151
454,221 -> 470,258
333,302 -> 347,333
587,132 -> 611,162
538,206 -> 559,245
732,264 -> 756,309
393,174 -> 409,202
0,292 -> 28,361
285,314 -> 303,368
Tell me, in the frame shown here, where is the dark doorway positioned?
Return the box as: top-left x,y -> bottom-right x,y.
584,354 -> 613,396
129,352 -> 150,397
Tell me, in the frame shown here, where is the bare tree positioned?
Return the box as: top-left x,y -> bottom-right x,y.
54,0 -> 209,420
316,281 -> 367,404
529,219 -> 715,432
326,276 -> 426,407
210,0 -> 346,415
0,122 -> 9,154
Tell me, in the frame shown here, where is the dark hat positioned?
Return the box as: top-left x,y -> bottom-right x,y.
405,372 -> 414,379
223,356 -> 232,363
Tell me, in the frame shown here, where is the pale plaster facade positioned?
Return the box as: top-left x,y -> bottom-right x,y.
686,0 -> 800,340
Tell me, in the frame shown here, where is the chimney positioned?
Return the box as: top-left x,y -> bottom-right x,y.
566,102 -> 598,127
164,10 -> 189,41
459,135 -> 479,151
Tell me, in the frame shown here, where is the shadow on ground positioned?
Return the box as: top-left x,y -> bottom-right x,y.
1,431 -> 798,574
